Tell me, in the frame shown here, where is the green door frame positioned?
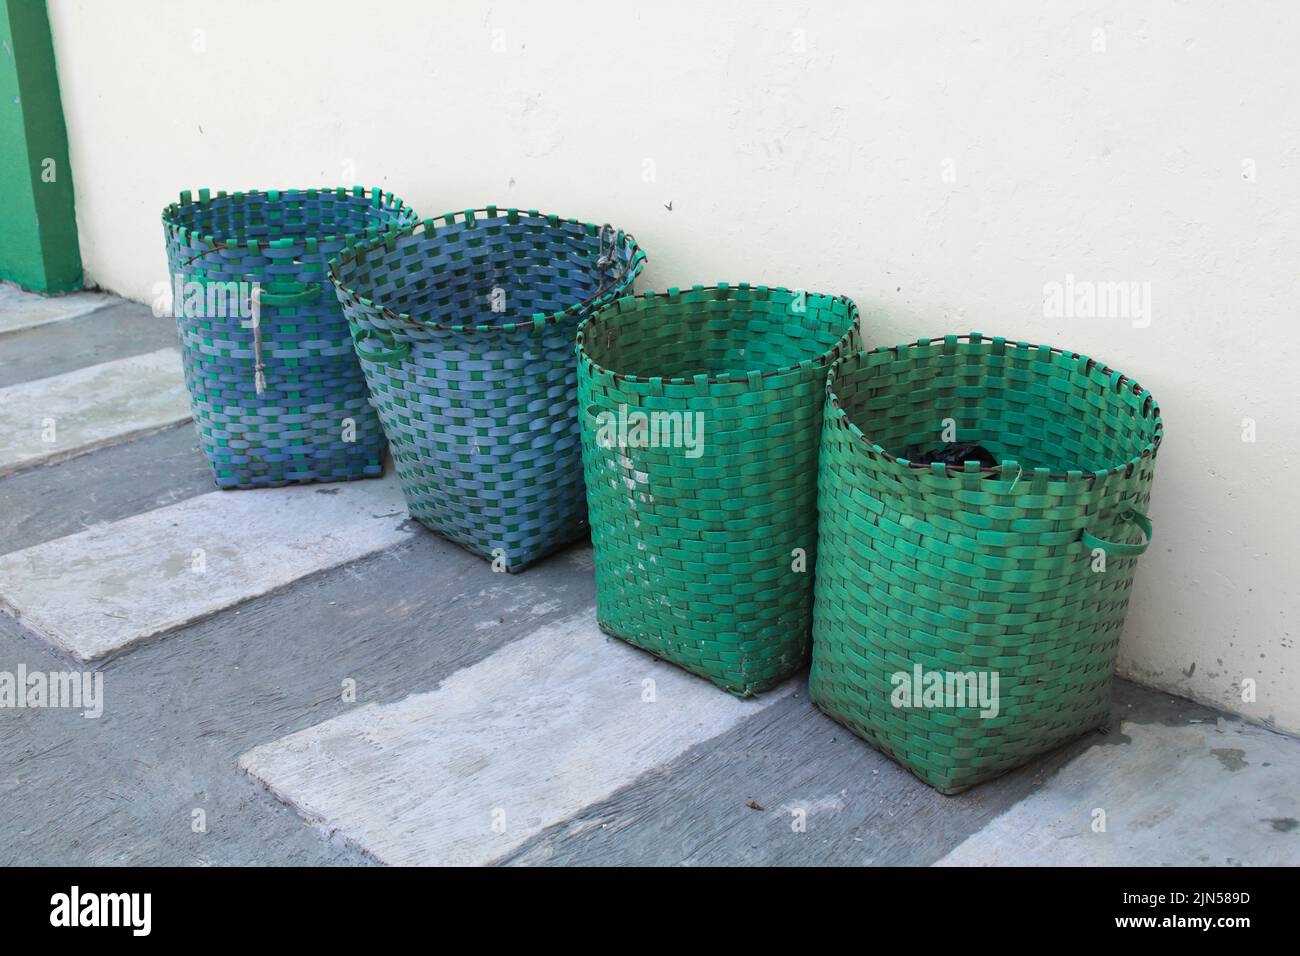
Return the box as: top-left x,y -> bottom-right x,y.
0,0 -> 81,293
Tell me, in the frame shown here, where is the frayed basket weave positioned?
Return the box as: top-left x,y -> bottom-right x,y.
163,187 -> 418,488
809,334 -> 1163,793
577,284 -> 861,697
330,207 -> 645,572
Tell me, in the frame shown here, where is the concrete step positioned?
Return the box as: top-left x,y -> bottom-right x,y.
0,299 -> 179,389
240,609 -> 795,865
0,348 -> 191,478
0,281 -> 114,335
934,716 -> 1300,866
0,473 -> 412,661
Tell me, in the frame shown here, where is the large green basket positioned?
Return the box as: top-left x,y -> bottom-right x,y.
809,334 -> 1163,793
578,284 -> 861,697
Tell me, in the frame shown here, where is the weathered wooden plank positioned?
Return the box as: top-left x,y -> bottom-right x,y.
239,610 -> 796,866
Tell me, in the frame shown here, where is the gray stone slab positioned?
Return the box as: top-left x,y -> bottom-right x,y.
498,691 -> 1055,866
0,474 -> 414,661
0,348 -> 191,478
934,713 -> 1300,866
498,680 -> 1242,866
240,609 -> 795,866
0,282 -> 114,336
0,423 -> 211,556
0,528 -> 598,865
0,300 -> 179,389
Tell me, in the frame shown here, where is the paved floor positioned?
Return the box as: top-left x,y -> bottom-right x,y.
1,285 -> 1297,866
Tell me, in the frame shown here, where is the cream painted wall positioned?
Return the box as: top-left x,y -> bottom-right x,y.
47,1 -> 1299,731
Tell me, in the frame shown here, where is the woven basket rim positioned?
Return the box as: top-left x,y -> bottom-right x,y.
162,186 -> 414,258
576,283 -> 860,388
327,206 -> 646,335
827,333 -> 1163,482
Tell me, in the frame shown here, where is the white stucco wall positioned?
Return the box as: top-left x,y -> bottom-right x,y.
46,1 -> 1299,732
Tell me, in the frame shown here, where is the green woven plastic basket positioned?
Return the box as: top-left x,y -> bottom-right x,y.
809,334 -> 1163,793
577,284 -> 861,697
329,207 -> 644,571
163,186 -> 417,488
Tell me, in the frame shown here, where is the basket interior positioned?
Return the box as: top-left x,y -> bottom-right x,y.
167,190 -> 402,245
584,289 -> 855,380
336,217 -> 638,329
833,344 -> 1160,474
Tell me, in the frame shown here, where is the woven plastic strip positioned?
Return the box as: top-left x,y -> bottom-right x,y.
577,284 -> 862,697
330,207 -> 645,572
163,187 -> 418,488
809,334 -> 1163,793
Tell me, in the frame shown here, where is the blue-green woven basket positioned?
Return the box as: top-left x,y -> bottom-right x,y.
330,206 -> 645,571
163,186 -> 418,488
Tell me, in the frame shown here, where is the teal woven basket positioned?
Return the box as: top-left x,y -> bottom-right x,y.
809,335 -> 1163,793
330,207 -> 645,572
577,284 -> 861,697
163,187 -> 418,488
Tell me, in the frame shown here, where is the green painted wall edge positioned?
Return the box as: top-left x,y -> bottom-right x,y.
0,0 -> 81,293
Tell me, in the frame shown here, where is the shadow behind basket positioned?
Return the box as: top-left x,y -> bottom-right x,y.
330,207 -> 645,572
163,187 -> 418,488
577,284 -> 862,697
809,334 -> 1163,793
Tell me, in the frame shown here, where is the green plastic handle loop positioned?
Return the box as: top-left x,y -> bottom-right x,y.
191,277 -> 320,307
352,328 -> 410,364
1081,509 -> 1152,557
257,284 -> 321,307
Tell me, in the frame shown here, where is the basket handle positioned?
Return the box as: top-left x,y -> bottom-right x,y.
182,278 -> 318,395
178,254 -> 323,394
352,328 -> 410,364
258,283 -> 321,307
187,276 -> 321,307
179,241 -> 322,308
1081,509 -> 1152,557
578,223 -> 632,311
